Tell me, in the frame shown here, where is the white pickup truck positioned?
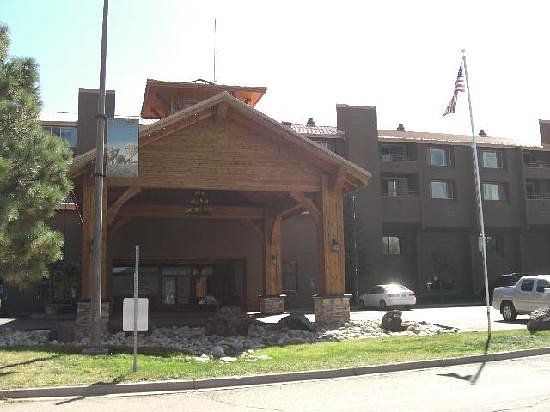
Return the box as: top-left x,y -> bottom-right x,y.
492,275 -> 550,321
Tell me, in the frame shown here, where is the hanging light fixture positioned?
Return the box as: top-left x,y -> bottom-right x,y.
185,191 -> 213,215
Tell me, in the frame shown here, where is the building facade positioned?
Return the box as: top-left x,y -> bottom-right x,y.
283,105 -> 550,306
12,84 -> 550,317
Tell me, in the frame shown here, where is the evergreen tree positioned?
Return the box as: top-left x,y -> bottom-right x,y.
0,26 -> 72,286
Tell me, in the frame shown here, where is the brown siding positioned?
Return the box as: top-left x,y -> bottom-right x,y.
139,120 -> 322,192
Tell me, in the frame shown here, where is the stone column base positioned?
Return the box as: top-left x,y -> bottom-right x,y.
313,295 -> 351,325
76,301 -> 110,329
259,295 -> 286,315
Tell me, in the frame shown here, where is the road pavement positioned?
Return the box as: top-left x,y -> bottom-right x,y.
3,353 -> 550,411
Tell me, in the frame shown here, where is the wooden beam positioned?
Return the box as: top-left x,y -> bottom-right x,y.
107,176 -> 320,193
107,187 -> 141,225
117,204 -> 266,220
331,167 -> 346,191
290,191 -> 321,224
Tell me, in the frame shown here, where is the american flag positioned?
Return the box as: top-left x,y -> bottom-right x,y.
443,66 -> 466,116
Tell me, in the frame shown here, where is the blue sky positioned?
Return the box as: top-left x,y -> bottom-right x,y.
2,0 -> 549,144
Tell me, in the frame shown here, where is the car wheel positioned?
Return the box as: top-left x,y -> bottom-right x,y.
501,301 -> 517,322
359,300 -> 365,310
379,300 -> 387,310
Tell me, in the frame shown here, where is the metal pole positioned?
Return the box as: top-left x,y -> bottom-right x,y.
213,18 -> 217,83
89,0 -> 109,353
133,245 -> 139,372
462,50 -> 492,337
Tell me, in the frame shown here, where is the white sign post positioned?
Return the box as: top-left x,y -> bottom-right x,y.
122,245 -> 149,372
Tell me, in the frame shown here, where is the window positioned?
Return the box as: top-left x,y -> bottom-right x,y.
430,180 -> 453,199
536,279 -> 550,292
481,150 -> 503,168
380,144 -> 412,161
521,279 -> 535,292
382,177 -> 409,196
43,126 -> 78,149
283,260 -> 298,293
428,147 -> 449,167
382,236 -> 401,255
482,183 -> 506,201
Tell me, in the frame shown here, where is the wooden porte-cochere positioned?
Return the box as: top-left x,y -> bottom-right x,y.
70,87 -> 370,316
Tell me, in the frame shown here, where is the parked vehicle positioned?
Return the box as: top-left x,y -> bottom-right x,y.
492,275 -> 550,321
358,284 -> 416,310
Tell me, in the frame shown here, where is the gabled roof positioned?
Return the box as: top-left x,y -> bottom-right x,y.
378,129 -> 539,148
72,92 -> 370,190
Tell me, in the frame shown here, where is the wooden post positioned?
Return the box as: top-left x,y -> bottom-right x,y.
264,215 -> 282,295
319,174 -> 345,295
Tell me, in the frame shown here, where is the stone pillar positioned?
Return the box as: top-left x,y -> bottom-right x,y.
313,295 -> 351,325
76,300 -> 110,333
259,294 -> 285,315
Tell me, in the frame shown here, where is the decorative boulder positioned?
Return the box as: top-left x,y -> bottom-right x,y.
527,306 -> 550,334
205,306 -> 250,336
381,310 -> 404,332
275,313 -> 315,331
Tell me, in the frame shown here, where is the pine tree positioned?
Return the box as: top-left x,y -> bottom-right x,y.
0,26 -> 72,286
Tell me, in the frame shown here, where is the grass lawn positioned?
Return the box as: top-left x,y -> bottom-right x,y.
1,330 -> 549,390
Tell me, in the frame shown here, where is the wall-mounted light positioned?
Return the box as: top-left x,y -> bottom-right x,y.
271,254 -> 277,265
331,238 -> 340,252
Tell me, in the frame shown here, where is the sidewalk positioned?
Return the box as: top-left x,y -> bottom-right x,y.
2,347 -> 549,400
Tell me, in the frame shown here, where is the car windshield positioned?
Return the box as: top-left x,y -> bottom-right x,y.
383,285 -> 409,293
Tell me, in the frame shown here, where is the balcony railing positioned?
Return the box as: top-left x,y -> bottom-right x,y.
382,190 -> 419,197
380,154 -> 417,162
527,192 -> 550,200
525,160 -> 550,168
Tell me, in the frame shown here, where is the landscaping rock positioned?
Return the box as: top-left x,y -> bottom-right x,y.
527,306 -> 550,334
211,345 -> 226,358
205,306 -> 250,336
275,313 -> 315,331
381,310 -> 403,332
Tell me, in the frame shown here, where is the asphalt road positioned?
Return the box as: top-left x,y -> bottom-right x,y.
259,305 -> 527,332
3,354 -> 550,411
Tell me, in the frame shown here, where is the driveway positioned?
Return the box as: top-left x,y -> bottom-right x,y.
259,305 -> 527,332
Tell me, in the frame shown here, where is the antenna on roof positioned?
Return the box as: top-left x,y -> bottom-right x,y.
213,18 -> 217,83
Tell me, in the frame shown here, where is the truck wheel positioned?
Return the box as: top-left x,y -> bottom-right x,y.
501,301 -> 517,321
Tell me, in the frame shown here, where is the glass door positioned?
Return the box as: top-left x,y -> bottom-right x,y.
162,277 -> 176,305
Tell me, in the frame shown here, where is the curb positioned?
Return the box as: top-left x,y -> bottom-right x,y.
2,347 -> 550,400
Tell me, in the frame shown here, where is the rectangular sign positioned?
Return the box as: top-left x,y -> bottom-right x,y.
123,298 -> 149,331
106,118 -> 139,177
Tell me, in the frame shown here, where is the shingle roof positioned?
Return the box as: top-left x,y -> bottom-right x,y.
378,130 -> 540,148
288,124 -> 345,139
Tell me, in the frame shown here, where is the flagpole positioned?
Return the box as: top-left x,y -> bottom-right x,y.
462,49 -> 491,338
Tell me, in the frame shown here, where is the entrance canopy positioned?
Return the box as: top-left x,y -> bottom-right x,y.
70,85 -> 370,319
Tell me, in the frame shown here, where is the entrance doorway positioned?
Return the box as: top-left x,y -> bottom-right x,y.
111,259 -> 245,313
